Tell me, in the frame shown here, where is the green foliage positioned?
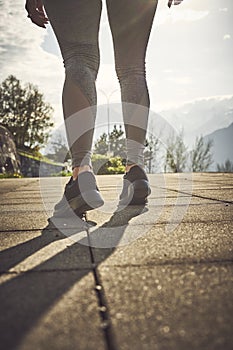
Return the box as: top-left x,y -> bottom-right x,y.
94,125 -> 161,173
216,159 -> 233,172
18,149 -> 64,166
164,131 -> 187,173
109,124 -> 126,157
107,157 -> 125,174
190,136 -> 213,172
91,154 -> 109,174
94,132 -> 108,155
0,172 -> 23,179
45,132 -> 71,162
144,133 -> 160,173
18,149 -> 42,161
0,75 -> 54,152
91,154 -> 125,175
94,124 -> 126,157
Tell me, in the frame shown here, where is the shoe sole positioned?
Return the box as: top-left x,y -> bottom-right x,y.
119,179 -> 151,206
53,190 -> 104,217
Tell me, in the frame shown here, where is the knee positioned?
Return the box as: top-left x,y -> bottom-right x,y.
115,64 -> 146,84
64,58 -> 97,85
63,44 -> 100,81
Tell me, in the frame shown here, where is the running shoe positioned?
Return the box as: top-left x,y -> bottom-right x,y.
53,171 -> 104,217
119,165 -> 151,206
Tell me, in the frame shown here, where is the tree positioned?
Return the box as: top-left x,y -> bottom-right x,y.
190,136 -> 213,172
93,132 -> 108,155
217,159 -> 233,172
94,124 -> 126,157
0,75 -> 54,152
164,131 -> 187,173
109,124 -> 126,157
45,132 -> 71,162
144,133 -> 160,173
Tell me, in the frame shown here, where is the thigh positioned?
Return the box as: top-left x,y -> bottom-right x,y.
43,0 -> 102,55
106,0 -> 158,66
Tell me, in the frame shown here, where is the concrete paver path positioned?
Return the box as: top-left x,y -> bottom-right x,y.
0,173 -> 232,350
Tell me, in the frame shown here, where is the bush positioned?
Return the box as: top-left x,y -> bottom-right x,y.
106,157 -> 125,174
92,154 -> 125,175
0,173 -> 23,179
50,154 -> 126,176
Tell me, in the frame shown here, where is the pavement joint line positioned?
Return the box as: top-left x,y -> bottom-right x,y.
1,210 -> 48,213
0,268 -> 93,275
0,228 -> 46,233
150,184 -> 233,190
147,218 -> 233,227
161,187 -> 233,205
0,180 -> 39,196
188,187 -> 233,191
1,259 -> 232,276
0,203 -> 45,205
14,189 -> 41,192
185,178 -> 233,186
101,259 -> 233,269
84,213 -> 118,350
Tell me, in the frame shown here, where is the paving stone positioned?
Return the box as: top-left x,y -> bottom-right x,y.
99,264 -> 233,350
0,230 -> 93,273
92,221 -> 233,266
0,203 -> 46,212
0,271 -> 105,350
0,178 -> 39,195
190,189 -> 233,202
0,211 -> 49,231
87,202 -> 233,231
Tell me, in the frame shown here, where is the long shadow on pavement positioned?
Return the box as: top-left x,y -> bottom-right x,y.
0,206 -> 147,349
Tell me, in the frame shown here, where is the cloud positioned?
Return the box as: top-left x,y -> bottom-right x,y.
223,34 -> 231,40
166,76 -> 192,85
1,0 -> 232,128
0,0 -> 64,124
96,64 -> 122,107
156,8 -> 209,26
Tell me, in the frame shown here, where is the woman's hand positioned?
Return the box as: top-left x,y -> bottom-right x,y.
168,0 -> 184,8
25,0 -> 49,28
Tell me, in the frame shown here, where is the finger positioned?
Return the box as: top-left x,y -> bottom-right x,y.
30,17 -> 47,28
28,12 -> 48,28
26,0 -> 48,28
36,11 -> 49,21
168,0 -> 173,8
37,0 -> 48,19
25,0 -> 37,16
37,0 -> 44,10
168,0 -> 183,6
174,0 -> 183,5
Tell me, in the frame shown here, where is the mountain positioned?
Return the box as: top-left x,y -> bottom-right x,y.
204,123 -> 233,170
159,95 -> 233,146
44,95 -> 233,171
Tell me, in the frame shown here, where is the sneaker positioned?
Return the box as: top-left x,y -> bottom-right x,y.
53,171 -> 104,217
119,165 -> 151,206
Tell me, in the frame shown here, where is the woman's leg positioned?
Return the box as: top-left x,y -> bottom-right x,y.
106,0 -> 158,171
42,0 -> 104,216
43,0 -> 102,179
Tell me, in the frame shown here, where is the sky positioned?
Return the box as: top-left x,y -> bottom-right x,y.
0,0 -> 233,127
